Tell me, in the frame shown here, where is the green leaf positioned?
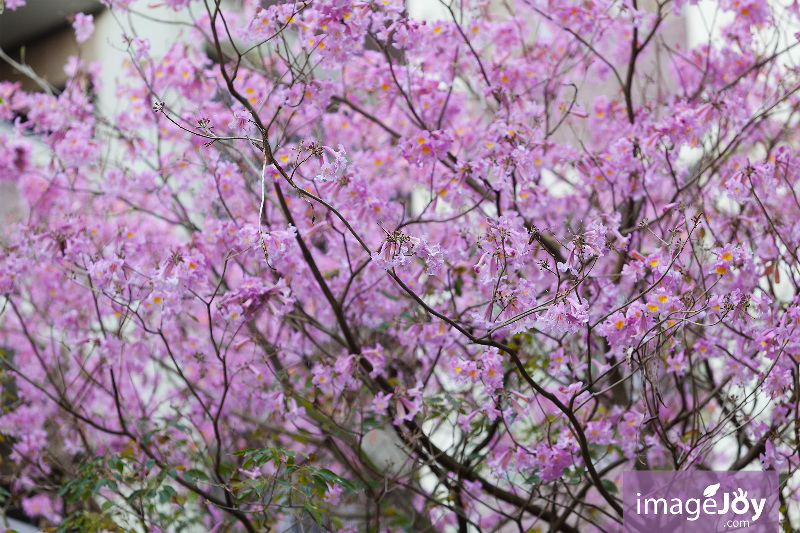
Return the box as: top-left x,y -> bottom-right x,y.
314,468 -> 356,492
337,478 -> 356,492
109,455 -> 122,473
601,479 -> 618,494
232,448 -> 256,456
185,468 -> 209,482
165,419 -> 188,431
186,491 -> 199,503
159,485 -> 177,504
218,462 -> 235,477
316,468 -> 339,482
453,274 -> 464,296
312,474 -> 328,495
127,489 -> 146,502
304,502 -> 323,525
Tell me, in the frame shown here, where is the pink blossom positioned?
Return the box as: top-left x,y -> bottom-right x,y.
22,494 -> 60,523
4,0 -> 26,10
324,482 -> 343,505
371,392 -> 392,415
760,440 -> 786,470
73,13 -> 95,43
228,109 -> 252,133
132,37 -> 151,60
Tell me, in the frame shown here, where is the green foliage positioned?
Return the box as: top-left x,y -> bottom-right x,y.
52,444 -> 358,532
55,445 -> 197,533
231,446 -> 357,526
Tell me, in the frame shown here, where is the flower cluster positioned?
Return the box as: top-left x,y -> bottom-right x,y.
0,0 -> 799,531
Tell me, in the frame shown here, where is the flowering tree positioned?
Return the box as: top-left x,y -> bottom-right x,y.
1,0 -> 799,530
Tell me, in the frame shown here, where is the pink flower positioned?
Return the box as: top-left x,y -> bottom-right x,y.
541,295 -> 589,335
598,311 -> 628,344
586,420 -> 614,445
371,392 -> 392,415
73,13 -> 95,43
221,277 -> 294,319
478,349 -> 504,391
64,56 -> 84,77
228,109 -> 252,133
666,351 -> 686,376
725,174 -> 749,201
324,482 -> 343,505
487,446 -> 515,474
534,442 -> 575,482
371,230 -> 421,270
4,0 -> 26,10
458,410 -> 480,432
759,440 -> 786,470
474,250 -> 501,283
763,366 -> 793,398
22,493 -> 61,523
132,37 -> 151,60
314,143 -> 347,182
311,363 -> 333,390
362,345 -> 386,378
393,386 -> 422,425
